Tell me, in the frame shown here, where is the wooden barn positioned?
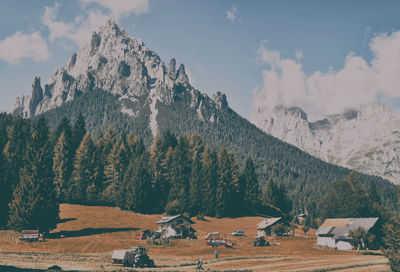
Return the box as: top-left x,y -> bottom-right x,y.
256,217 -> 283,237
316,217 -> 379,250
156,214 -> 196,239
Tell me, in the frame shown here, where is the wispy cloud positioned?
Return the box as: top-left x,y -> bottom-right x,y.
41,3 -> 109,47
42,0 -> 150,47
226,4 -> 239,24
0,32 -> 49,65
80,0 -> 150,20
252,31 -> 400,120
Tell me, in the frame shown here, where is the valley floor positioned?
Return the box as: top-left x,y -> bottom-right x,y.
0,204 -> 389,271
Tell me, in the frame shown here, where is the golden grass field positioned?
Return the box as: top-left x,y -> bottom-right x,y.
0,204 -> 390,271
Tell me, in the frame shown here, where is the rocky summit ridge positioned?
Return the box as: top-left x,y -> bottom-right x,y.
251,103 -> 400,184
10,20 -> 228,137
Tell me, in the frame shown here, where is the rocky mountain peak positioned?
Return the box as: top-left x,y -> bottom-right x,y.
29,77 -> 43,117
10,20 -> 197,118
167,58 -> 176,79
252,102 -> 400,184
176,63 -> 189,85
212,91 -> 228,111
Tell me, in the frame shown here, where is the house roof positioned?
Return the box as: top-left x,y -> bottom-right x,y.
316,218 -> 379,239
256,217 -> 282,230
156,214 -> 195,224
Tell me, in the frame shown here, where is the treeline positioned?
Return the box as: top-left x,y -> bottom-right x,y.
38,89 -> 399,216
0,113 -> 285,232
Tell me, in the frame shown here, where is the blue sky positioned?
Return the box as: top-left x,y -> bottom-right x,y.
1,0 -> 400,119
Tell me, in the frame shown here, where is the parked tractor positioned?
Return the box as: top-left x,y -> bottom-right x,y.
253,236 -> 269,246
205,232 -> 235,248
112,246 -> 155,268
253,236 -> 278,247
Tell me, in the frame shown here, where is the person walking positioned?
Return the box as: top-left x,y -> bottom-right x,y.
196,258 -> 204,271
214,250 -> 219,260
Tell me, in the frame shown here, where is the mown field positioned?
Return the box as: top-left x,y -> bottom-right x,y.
0,204 -> 389,271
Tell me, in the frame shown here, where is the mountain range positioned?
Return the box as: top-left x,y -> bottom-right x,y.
9,20 -> 398,212
251,103 -> 400,184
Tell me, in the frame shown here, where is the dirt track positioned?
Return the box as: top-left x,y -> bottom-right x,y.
0,204 -> 390,271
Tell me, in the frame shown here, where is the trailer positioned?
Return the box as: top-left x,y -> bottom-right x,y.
20,230 -> 44,242
205,232 -> 235,248
112,246 -> 155,268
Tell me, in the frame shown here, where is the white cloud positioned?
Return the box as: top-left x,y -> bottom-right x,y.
80,0 -> 150,19
41,4 -> 109,47
41,0 -> 150,47
226,4 -> 239,23
0,31 -> 49,65
252,32 -> 400,120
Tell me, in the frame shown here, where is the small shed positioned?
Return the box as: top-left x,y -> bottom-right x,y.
20,230 -> 41,242
112,250 -> 129,264
156,214 -> 196,239
256,217 -> 282,237
316,217 -> 379,250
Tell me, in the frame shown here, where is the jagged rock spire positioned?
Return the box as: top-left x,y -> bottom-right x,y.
176,63 -> 189,85
29,77 -> 43,117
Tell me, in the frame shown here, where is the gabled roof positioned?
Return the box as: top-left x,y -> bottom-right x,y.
316,218 -> 379,239
256,217 -> 282,229
156,214 -> 195,224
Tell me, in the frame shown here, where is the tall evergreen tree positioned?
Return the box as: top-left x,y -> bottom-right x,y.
188,150 -> 203,215
383,217 -> 400,272
103,140 -> 127,204
262,179 -> 279,207
67,133 -> 96,203
241,158 -> 261,208
320,172 -> 372,218
8,117 -> 58,232
0,147 -> 7,228
122,156 -> 152,213
167,136 -> 191,213
201,145 -> 218,216
53,132 -> 70,201
216,148 -> 240,217
71,113 -> 86,153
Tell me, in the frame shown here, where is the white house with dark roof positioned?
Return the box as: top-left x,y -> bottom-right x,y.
316,217 -> 379,250
256,217 -> 283,237
156,214 -> 195,239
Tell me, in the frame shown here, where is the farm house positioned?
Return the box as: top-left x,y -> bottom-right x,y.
156,214 -> 196,239
256,217 -> 283,236
316,217 -> 379,250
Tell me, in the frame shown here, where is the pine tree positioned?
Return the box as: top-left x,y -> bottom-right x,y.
52,117 -> 72,148
320,172 -> 372,218
53,132 -> 70,201
188,150 -> 203,215
123,156 -> 152,213
103,140 -> 127,204
216,148 -> 240,217
201,145 -> 218,216
72,113 -> 86,153
262,179 -> 279,207
241,158 -> 260,208
383,218 -> 400,272
67,133 -> 96,203
0,148 -> 7,228
167,136 -> 191,213
7,117 -> 58,232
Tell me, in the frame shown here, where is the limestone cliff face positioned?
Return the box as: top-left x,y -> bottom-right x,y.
10,20 -> 228,138
251,103 -> 400,184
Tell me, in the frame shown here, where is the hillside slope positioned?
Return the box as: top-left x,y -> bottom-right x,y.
251,104 -> 400,184
11,20 -> 398,212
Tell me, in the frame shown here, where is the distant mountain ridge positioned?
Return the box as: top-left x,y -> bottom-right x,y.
251,103 -> 400,184
9,20 -> 398,212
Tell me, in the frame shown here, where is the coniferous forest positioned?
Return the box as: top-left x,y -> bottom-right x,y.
0,113 -> 283,232
0,112 -> 398,234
